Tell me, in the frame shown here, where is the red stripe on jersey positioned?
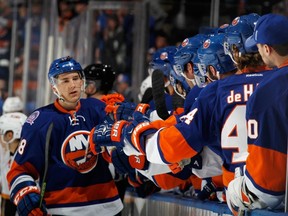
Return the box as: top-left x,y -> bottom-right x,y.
44,180 -> 118,205
246,145 -> 286,192
158,126 -> 198,163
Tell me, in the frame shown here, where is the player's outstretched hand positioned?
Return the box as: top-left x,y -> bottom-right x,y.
105,101 -> 150,122
90,120 -> 128,154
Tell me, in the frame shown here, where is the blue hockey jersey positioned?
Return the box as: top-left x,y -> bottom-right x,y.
144,69 -> 274,188
244,64 -> 288,208
7,98 -> 123,216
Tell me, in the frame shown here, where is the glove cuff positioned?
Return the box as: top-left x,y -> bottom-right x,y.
13,186 -> 40,205
89,127 -> 98,155
111,120 -> 128,142
135,103 -> 150,114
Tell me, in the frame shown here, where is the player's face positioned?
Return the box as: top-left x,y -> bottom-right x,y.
257,44 -> 276,68
185,62 -> 196,88
55,72 -> 84,103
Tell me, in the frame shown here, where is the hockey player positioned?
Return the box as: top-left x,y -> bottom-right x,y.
90,15 -> 271,200
0,96 -> 25,215
83,63 -> 131,216
226,13 -> 288,215
0,112 -> 27,216
84,63 -> 117,99
170,35 -> 207,113
7,56 -> 123,216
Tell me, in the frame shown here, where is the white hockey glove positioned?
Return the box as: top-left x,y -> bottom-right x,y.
226,175 -> 267,216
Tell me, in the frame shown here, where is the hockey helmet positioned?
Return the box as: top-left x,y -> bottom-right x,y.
0,112 -> 27,144
48,56 -> 84,85
224,13 -> 260,56
173,34 -> 207,82
2,96 -> 24,114
197,33 -> 237,76
84,63 -> 117,93
193,55 -> 207,88
148,46 -> 177,77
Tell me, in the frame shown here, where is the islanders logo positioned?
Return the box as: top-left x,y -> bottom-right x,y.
61,130 -> 98,173
203,39 -> 211,49
181,38 -> 189,47
232,17 -> 240,26
160,51 -> 168,60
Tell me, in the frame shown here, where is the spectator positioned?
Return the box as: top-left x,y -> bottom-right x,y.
115,73 -> 133,102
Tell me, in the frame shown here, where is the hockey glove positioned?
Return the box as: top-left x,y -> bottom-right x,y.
90,120 -> 128,154
226,176 -> 266,216
105,102 -> 150,121
111,148 -> 136,175
111,148 -> 149,174
12,185 -> 48,216
197,179 -> 217,201
122,111 -> 154,154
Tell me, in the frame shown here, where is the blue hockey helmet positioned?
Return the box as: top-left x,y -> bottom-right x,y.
148,46 -> 177,77
197,33 -> 237,76
173,34 -> 208,83
224,13 -> 260,57
169,66 -> 191,99
193,54 -> 207,88
48,56 -> 84,85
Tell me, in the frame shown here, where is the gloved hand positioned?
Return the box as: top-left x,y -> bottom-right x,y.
121,111 -> 153,154
12,185 -> 48,216
197,180 -> 217,200
111,148 -> 149,174
90,111 -> 152,155
111,148 -> 135,175
105,102 -> 150,121
226,174 -> 266,216
109,102 -> 137,121
89,120 -> 128,154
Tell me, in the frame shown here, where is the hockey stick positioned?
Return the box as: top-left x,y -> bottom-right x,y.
39,122 -> 54,208
152,69 -> 170,120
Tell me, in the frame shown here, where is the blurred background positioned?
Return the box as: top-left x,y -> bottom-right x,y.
0,0 -> 287,115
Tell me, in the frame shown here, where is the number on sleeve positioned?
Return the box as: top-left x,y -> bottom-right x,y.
18,139 -> 27,155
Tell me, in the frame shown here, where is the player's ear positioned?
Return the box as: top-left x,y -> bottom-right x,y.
51,85 -> 58,95
5,131 -> 13,142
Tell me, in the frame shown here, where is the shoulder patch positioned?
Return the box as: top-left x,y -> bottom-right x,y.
26,111 -> 40,125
